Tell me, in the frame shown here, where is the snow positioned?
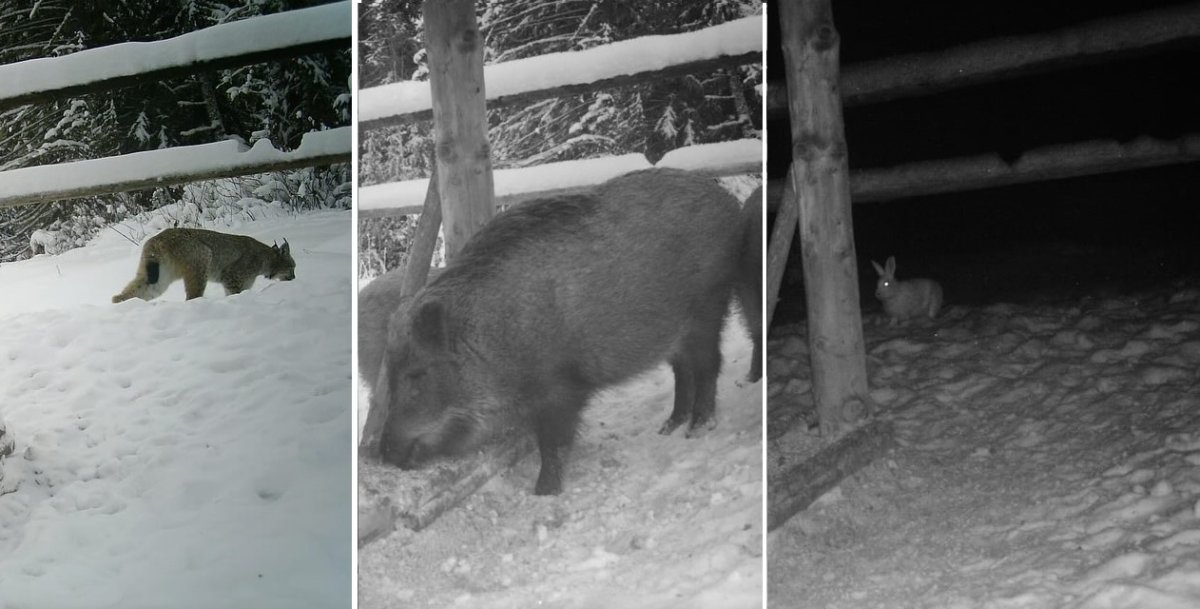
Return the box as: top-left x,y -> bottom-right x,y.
0,2 -> 350,103
0,207 -> 352,608
658,140 -> 763,175
768,282 -> 1200,608
359,140 -> 762,215
0,127 -> 350,208
359,15 -> 762,124
358,309 -> 763,609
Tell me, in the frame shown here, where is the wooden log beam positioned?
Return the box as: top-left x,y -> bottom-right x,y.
424,0 -> 495,258
0,2 -> 350,113
763,134 -> 1200,210
358,435 -> 534,544
768,419 -> 895,530
780,0 -> 870,435
766,1 -> 1200,115
0,127 -> 349,209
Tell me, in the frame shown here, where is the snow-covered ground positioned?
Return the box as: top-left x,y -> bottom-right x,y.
768,279 -> 1200,608
0,206 -> 352,609
358,310 -> 763,609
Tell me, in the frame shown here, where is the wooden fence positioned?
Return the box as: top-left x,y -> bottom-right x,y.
765,1 -> 1200,209
359,13 -> 764,217
0,1 -> 352,210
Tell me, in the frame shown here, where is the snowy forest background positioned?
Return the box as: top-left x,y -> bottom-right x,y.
0,0 -> 352,262
358,0 -> 762,277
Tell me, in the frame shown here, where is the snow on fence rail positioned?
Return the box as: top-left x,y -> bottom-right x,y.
359,139 -> 762,218
0,128 -> 350,209
0,1 -> 351,113
359,15 -> 762,129
764,134 -> 1200,210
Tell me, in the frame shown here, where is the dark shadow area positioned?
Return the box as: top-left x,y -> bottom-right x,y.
767,0 -> 1200,326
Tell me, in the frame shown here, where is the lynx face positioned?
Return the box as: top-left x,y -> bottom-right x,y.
269,241 -> 297,281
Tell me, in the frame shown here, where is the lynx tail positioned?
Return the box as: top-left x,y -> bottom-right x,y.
112,257 -> 169,303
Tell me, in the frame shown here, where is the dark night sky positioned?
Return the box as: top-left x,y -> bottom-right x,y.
766,1 -> 1200,322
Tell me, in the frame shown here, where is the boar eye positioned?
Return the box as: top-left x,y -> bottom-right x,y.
406,369 -> 427,381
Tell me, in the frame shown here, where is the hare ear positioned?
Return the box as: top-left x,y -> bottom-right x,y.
885,256 -> 896,275
871,260 -> 885,276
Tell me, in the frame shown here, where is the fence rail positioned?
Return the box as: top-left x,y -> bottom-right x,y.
0,128 -> 350,209
360,139 -> 762,217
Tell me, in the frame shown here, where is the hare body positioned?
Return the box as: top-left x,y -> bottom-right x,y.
871,256 -> 943,324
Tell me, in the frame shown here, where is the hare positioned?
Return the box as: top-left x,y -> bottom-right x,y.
871,256 -> 943,324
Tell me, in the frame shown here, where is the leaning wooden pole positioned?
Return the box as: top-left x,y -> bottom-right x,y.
779,0 -> 870,434
399,163 -> 442,298
423,0 -> 494,258
765,167 -> 797,331
358,166 -> 442,458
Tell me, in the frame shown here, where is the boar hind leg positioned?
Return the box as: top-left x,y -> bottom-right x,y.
682,320 -> 723,438
660,301 -> 726,438
531,383 -> 588,496
658,360 -> 695,436
737,282 -> 763,383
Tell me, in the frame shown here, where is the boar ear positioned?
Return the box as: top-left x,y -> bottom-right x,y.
411,301 -> 450,352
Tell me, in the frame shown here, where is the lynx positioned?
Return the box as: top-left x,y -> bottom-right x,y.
112,228 -> 296,303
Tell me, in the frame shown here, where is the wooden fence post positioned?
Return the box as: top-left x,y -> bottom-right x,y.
779,0 -> 870,435
423,0 -> 494,258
